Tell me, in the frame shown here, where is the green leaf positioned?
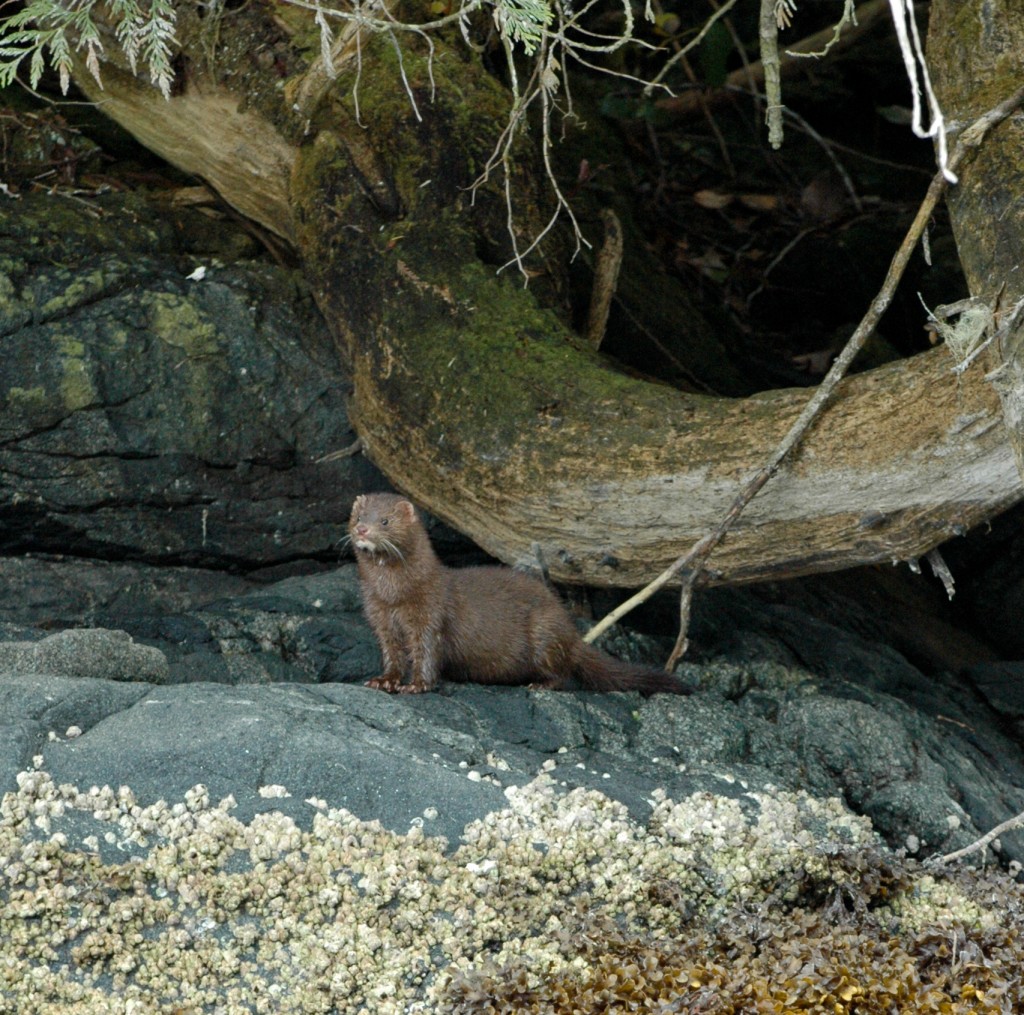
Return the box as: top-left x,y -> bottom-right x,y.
698,19 -> 731,88
494,0 -> 553,56
0,0 -> 178,97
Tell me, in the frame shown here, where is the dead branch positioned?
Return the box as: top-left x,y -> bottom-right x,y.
585,209 -> 624,350
933,808 -> 1024,866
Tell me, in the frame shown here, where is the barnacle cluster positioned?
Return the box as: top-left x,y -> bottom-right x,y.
1,767 -> 1022,1013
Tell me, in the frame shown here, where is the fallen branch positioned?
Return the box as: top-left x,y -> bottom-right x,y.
584,85 -> 1024,666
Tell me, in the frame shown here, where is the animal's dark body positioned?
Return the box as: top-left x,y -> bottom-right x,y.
349,493 -> 689,696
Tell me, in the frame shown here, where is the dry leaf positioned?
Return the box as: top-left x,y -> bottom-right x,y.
739,193 -> 779,212
693,189 -> 733,210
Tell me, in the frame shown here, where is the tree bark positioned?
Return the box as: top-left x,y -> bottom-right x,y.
67,0 -> 1022,586
927,0 -> 1024,478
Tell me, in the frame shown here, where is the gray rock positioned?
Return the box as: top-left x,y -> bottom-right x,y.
0,627 -> 168,683
0,191 -> 383,569
964,660 -> 1024,720
1,672 -> 742,849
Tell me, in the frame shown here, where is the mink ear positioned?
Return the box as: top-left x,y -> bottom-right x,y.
398,499 -> 416,520
351,495 -> 364,514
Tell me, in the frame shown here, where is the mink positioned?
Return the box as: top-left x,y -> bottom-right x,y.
348,493 -> 690,696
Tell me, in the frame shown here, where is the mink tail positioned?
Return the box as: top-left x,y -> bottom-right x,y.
574,644 -> 691,696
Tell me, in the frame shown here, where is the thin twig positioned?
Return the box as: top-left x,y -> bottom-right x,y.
710,0 -> 759,124
933,808 -> 1024,866
584,84 -> 1024,660
655,0 -> 889,120
644,0 -> 741,92
745,226 -> 813,308
779,105 -> 931,177
285,0 -> 486,38
788,0 -> 856,59
316,439 -> 363,462
647,0 -> 736,175
782,105 -> 863,212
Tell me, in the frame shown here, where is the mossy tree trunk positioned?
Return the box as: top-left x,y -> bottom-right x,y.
69,0 -> 1022,586
928,0 -> 1024,478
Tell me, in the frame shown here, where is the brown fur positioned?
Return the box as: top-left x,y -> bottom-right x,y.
348,493 -> 690,696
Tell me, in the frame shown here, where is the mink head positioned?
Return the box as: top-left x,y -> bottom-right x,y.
349,494 -> 417,557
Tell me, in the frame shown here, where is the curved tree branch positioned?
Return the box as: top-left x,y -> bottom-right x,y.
67,1 -> 1023,588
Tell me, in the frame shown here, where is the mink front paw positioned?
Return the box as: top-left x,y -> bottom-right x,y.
366,676 -> 406,693
394,682 -> 431,694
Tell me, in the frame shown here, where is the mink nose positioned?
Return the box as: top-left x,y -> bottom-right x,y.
356,524 -> 369,535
